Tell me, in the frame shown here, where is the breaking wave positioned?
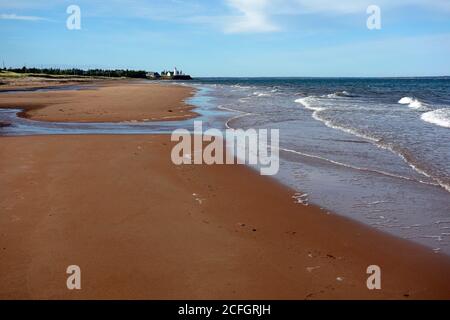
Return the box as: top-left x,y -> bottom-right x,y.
421,108 -> 450,128
329,90 -> 356,98
253,91 -> 272,97
295,95 -> 450,193
398,97 -> 428,111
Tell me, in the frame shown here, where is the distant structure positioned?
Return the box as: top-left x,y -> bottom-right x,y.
156,67 -> 192,80
146,71 -> 160,79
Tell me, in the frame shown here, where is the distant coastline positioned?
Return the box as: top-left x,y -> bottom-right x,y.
0,67 -> 193,82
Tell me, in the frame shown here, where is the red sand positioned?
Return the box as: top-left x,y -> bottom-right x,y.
1,134 -> 449,299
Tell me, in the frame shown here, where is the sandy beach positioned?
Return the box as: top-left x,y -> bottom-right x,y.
0,75 -> 99,92
0,81 -> 197,122
1,81 -> 450,299
1,134 -> 450,299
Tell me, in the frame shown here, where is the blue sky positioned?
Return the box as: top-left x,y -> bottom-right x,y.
1,0 -> 450,77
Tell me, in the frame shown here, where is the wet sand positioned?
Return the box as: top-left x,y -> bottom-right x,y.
0,81 -> 197,122
1,134 -> 450,299
0,75 -> 101,92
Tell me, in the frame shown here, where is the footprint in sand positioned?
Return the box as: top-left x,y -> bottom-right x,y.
237,222 -> 257,232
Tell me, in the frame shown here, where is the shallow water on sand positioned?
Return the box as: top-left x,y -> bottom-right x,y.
0,85 -> 230,135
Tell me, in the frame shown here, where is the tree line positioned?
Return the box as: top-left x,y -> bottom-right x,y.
2,67 -> 148,78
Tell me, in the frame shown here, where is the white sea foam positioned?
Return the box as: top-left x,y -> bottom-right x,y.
294,97 -> 324,112
421,108 -> 450,128
278,145 -> 440,188
381,143 -> 450,193
327,91 -> 354,98
295,97 -> 378,143
292,192 -> 309,206
253,91 -> 271,97
294,95 -> 450,193
398,97 -> 428,110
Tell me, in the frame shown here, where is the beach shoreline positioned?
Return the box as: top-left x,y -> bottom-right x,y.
0,74 -> 111,92
1,80 -> 450,300
0,80 -> 198,123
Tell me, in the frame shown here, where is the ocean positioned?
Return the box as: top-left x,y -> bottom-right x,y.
191,77 -> 450,254
1,77 -> 450,254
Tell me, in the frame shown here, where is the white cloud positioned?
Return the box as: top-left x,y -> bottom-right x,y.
224,0 -> 280,33
0,13 -> 46,21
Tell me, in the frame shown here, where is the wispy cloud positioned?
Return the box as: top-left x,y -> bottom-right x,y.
0,13 -> 47,21
224,0 -> 279,33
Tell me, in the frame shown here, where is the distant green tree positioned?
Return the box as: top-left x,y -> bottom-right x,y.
6,67 -> 149,79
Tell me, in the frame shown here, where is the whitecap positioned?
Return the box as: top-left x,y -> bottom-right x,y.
294,97 -> 450,193
421,108 -> 450,128
253,91 -> 271,97
398,97 -> 428,110
323,91 -> 355,99
334,90 -> 354,97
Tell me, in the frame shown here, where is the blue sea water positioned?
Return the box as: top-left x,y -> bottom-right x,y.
1,77 -> 450,253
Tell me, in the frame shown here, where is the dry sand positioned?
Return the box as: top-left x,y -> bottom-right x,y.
0,82 -> 197,122
1,134 -> 450,300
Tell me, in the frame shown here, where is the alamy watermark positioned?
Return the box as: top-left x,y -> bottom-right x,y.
366,265 -> 381,290
66,265 -> 81,290
66,5 -> 81,30
171,121 -> 279,176
64,4 -> 379,31
367,5 -> 382,30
